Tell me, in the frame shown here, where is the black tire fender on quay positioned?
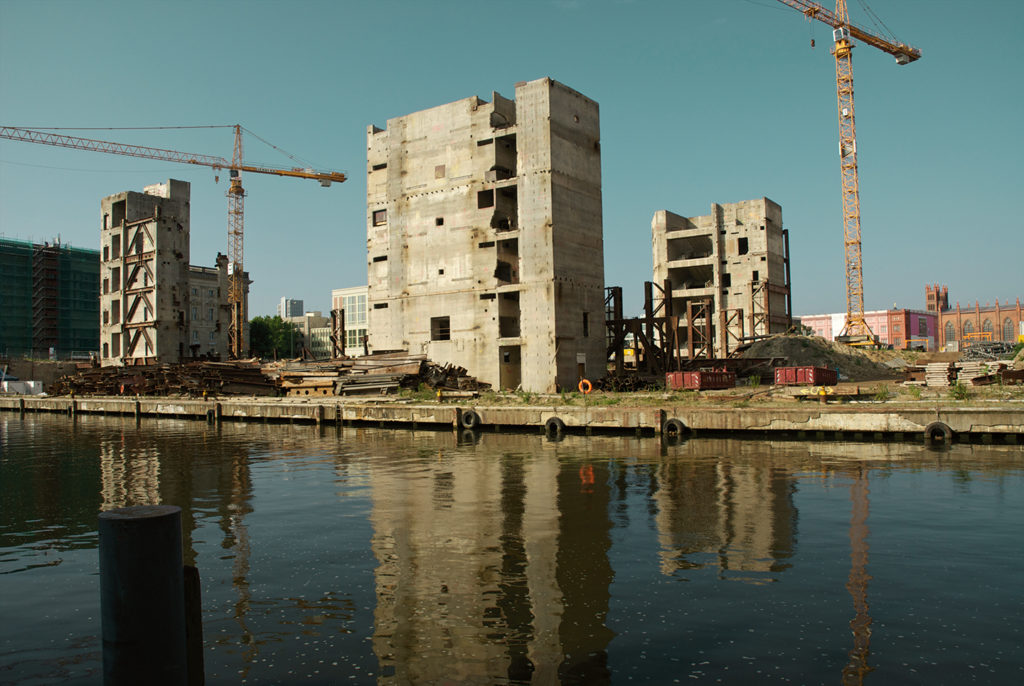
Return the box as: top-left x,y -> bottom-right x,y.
460,409 -> 481,430
545,416 -> 566,436
924,421 -> 953,443
663,417 -> 686,437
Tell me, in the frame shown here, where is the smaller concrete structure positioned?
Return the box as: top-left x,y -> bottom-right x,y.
652,198 -> 792,358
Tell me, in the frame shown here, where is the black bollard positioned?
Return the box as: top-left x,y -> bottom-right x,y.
99,505 -> 187,686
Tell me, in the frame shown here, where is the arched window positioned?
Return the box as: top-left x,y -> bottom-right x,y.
1006,318 -> 1016,342
963,320 -> 974,335
945,321 -> 955,343
982,319 -> 993,334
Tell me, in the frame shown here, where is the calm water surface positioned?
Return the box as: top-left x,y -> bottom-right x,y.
1,414 -> 1022,684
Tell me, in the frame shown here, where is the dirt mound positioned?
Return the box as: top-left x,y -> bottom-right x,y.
741,334 -> 897,381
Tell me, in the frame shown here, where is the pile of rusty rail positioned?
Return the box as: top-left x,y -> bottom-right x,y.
51,361 -> 274,397
266,360 -> 355,398
419,361 -> 489,391
263,353 -> 489,397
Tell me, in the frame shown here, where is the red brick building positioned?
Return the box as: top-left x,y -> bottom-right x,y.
927,284 -> 1024,350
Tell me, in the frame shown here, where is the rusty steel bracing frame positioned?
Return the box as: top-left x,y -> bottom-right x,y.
686,299 -> 713,361
604,281 -> 683,378
330,308 -> 346,359
720,308 -> 745,358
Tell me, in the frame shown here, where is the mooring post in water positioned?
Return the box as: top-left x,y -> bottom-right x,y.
99,505 -> 188,686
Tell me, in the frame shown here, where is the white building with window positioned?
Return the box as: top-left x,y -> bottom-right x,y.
331,285 -> 368,357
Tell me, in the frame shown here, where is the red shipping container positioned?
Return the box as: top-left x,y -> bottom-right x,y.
773,366 -> 838,386
666,371 -> 736,390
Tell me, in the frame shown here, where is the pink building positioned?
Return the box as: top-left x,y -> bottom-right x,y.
800,309 -> 937,350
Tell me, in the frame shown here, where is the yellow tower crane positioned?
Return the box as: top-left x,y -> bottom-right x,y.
775,1 -> 920,343
0,125 -> 347,358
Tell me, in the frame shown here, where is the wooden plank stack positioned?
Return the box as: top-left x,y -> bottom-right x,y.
924,362 -> 957,387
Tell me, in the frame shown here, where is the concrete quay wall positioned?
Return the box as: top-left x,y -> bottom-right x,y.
1,395 -> 1022,441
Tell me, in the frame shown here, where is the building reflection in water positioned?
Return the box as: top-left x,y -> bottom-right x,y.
650,439 -> 797,581
75,417 -> 893,682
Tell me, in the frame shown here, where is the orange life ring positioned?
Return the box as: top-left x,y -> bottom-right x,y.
578,378 -> 592,394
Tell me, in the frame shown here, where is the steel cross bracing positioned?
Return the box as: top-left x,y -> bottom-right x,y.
774,1 -> 920,341
0,125 -> 347,358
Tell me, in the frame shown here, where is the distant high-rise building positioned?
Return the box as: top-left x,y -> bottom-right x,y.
278,298 -> 304,319
0,237 -> 99,358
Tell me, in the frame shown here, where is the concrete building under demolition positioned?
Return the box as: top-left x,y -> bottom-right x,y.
99,180 -> 248,366
651,198 -> 792,358
365,78 -> 606,392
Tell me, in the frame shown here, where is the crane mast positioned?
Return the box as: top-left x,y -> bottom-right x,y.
833,0 -> 868,340
228,125 -> 246,359
775,0 -> 920,342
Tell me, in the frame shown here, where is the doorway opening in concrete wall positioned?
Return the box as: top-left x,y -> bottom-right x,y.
499,345 -> 521,390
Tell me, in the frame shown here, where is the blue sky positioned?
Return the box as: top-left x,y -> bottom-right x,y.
2,0 -> 1021,317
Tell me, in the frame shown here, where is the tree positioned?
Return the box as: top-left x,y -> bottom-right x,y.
249,316 -> 300,359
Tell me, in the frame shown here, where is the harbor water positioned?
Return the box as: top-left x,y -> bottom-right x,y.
1,414 -> 1022,684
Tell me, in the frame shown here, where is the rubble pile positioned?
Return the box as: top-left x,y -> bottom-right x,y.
51,361 -> 273,397
741,334 -> 896,381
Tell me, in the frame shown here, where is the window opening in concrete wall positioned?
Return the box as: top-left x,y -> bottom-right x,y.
111,236 -> 120,259
373,209 -> 387,226
438,269 -> 444,275
477,138 -> 493,146
112,200 -> 126,227
478,241 -> 495,248
431,316 -> 451,341
494,260 -> 512,282
111,333 -> 120,357
103,342 -> 109,358
372,255 -> 388,262
111,268 -> 120,292
478,190 -> 494,209
479,293 -> 496,300
373,303 -> 388,309
667,235 -> 713,261
103,214 -> 109,229
103,310 -> 109,325
499,345 -> 521,390
112,300 -> 119,324
499,292 -> 521,338
103,278 -> 109,294
722,273 -> 731,288
372,162 -> 387,171
583,312 -> 590,337
103,246 -> 109,261
436,217 -> 444,226
738,237 -> 749,255
753,270 -> 759,282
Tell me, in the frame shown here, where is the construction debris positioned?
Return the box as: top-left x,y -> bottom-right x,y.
51,361 -> 274,397
924,362 -> 957,387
